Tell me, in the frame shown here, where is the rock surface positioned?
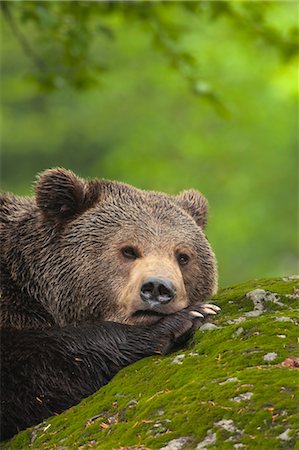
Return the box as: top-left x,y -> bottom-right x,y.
3,277 -> 299,449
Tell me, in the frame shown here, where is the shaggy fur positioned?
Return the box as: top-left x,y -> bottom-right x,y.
0,169 -> 218,440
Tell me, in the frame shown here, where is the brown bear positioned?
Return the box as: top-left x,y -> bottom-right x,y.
0,168 -> 218,440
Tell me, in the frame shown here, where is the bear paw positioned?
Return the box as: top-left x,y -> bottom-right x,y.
152,302 -> 220,355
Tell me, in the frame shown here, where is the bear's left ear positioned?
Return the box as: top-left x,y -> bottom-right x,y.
175,190 -> 208,229
35,168 -> 100,223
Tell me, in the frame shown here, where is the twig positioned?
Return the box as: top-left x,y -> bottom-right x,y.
1,2 -> 46,71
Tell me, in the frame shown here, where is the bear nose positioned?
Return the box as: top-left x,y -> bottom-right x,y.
140,277 -> 176,305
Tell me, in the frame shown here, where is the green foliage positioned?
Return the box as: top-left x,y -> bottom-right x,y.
1,1 -> 298,94
3,277 -> 299,449
1,1 -> 298,285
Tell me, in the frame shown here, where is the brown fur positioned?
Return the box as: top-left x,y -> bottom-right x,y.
0,168 -> 218,440
1,169 -> 217,330
0,168 -> 217,330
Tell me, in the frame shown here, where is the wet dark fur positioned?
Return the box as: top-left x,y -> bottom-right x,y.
0,169 -> 217,440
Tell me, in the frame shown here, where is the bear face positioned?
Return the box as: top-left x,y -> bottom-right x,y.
32,169 -> 217,327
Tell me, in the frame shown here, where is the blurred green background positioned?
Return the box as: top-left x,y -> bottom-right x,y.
1,1 -> 298,287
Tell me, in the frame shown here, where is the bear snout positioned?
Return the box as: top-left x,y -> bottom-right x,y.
140,277 -> 176,305
119,254 -> 189,323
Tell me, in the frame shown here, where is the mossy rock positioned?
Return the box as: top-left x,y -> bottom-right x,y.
4,277 -> 299,450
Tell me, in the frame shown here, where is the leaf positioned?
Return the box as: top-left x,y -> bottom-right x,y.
282,357 -> 299,369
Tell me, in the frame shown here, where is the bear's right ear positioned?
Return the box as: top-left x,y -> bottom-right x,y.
35,168 -> 100,223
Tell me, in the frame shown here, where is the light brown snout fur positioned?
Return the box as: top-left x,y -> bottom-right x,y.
121,253 -> 188,323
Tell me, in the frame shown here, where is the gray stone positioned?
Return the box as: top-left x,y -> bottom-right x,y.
232,392 -> 253,402
275,316 -> 296,323
219,377 -> 239,385
246,289 -> 284,313
244,310 -> 263,317
172,354 -> 185,365
199,323 -> 220,331
263,352 -> 278,362
196,431 -> 216,449
215,419 -> 242,434
246,289 -> 267,311
160,436 -> 191,450
282,275 -> 299,281
227,317 -> 246,325
234,327 -> 244,336
285,293 -> 299,299
277,428 -> 291,441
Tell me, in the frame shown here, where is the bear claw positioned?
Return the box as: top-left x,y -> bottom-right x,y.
189,311 -> 204,318
211,304 -> 221,311
200,303 -> 220,314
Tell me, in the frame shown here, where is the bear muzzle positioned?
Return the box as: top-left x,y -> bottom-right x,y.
140,277 -> 176,305
120,255 -> 189,324
128,276 -> 187,324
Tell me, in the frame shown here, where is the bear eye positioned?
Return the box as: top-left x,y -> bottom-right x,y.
177,253 -> 190,266
121,246 -> 140,260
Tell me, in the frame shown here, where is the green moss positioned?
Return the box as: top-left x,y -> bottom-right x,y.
3,277 -> 299,449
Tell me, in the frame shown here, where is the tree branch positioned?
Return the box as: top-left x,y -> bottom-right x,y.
1,2 -> 46,72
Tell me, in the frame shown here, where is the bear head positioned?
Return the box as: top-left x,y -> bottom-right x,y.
35,168 -> 218,326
